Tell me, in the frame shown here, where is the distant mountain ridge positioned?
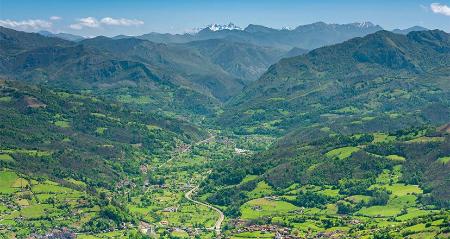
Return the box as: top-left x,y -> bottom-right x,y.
135,21 -> 384,50
38,30 -> 86,41
392,26 -> 429,35
30,22 -> 431,51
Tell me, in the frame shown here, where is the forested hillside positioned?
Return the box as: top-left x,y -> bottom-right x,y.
0,80 -> 205,186
221,30 -> 450,135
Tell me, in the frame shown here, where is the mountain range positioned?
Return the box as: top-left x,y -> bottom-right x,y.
128,22 -> 385,50
38,30 -> 86,41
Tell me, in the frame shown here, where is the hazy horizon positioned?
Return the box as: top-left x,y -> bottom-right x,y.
8,21 -> 446,38
1,0 -> 450,37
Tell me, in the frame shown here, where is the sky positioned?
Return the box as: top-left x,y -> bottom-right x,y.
0,0 -> 449,37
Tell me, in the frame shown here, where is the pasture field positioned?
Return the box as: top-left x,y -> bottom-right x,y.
0,170 -> 99,238
375,183 -> 422,196
54,120 -> 70,128
247,181 -> 274,199
357,204 -> 402,217
240,198 -> 299,220
0,170 -> 21,194
372,133 -> 396,143
325,146 -> 360,159
0,96 -> 12,102
438,156 -> 450,164
0,149 -> 52,157
0,154 -> 13,162
386,154 -> 406,161
406,136 -> 445,143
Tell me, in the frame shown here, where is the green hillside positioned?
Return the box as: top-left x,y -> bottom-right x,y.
0,80 -> 205,186
221,30 -> 450,135
201,126 -> 450,238
200,30 -> 450,238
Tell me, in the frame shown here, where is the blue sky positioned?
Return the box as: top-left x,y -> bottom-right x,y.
0,0 -> 449,36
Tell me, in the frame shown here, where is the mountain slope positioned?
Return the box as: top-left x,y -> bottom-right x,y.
38,30 -> 86,41
221,30 -> 450,135
80,36 -> 245,101
283,47 -> 309,58
0,80 -> 206,186
392,26 -> 429,35
0,27 -> 245,115
182,39 -> 287,81
0,26 -> 72,55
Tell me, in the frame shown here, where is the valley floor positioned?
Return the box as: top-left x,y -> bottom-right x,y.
1,129 -> 449,239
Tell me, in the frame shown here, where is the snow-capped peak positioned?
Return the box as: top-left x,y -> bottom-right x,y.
205,23 -> 242,31
281,26 -> 295,30
354,21 -> 375,28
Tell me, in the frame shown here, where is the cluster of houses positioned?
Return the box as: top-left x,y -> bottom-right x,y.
169,227 -> 202,237
28,228 -> 75,239
162,205 -> 179,212
140,220 -> 210,238
232,224 -> 295,238
115,178 -> 136,189
314,230 -> 346,238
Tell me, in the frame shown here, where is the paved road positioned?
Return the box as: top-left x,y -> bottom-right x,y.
185,182 -> 224,236
185,135 -> 222,234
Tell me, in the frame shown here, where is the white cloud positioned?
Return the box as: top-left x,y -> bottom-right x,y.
69,16 -> 144,30
69,17 -> 100,30
100,17 -> 144,26
0,19 -> 52,30
50,16 -> 62,21
69,24 -> 83,30
430,3 -> 450,16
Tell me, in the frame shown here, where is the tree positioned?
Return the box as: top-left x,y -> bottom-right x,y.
337,201 -> 353,214
292,191 -> 332,208
369,188 -> 390,206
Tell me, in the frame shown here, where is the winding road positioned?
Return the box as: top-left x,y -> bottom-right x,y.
150,134 -> 224,235
185,183 -> 224,235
